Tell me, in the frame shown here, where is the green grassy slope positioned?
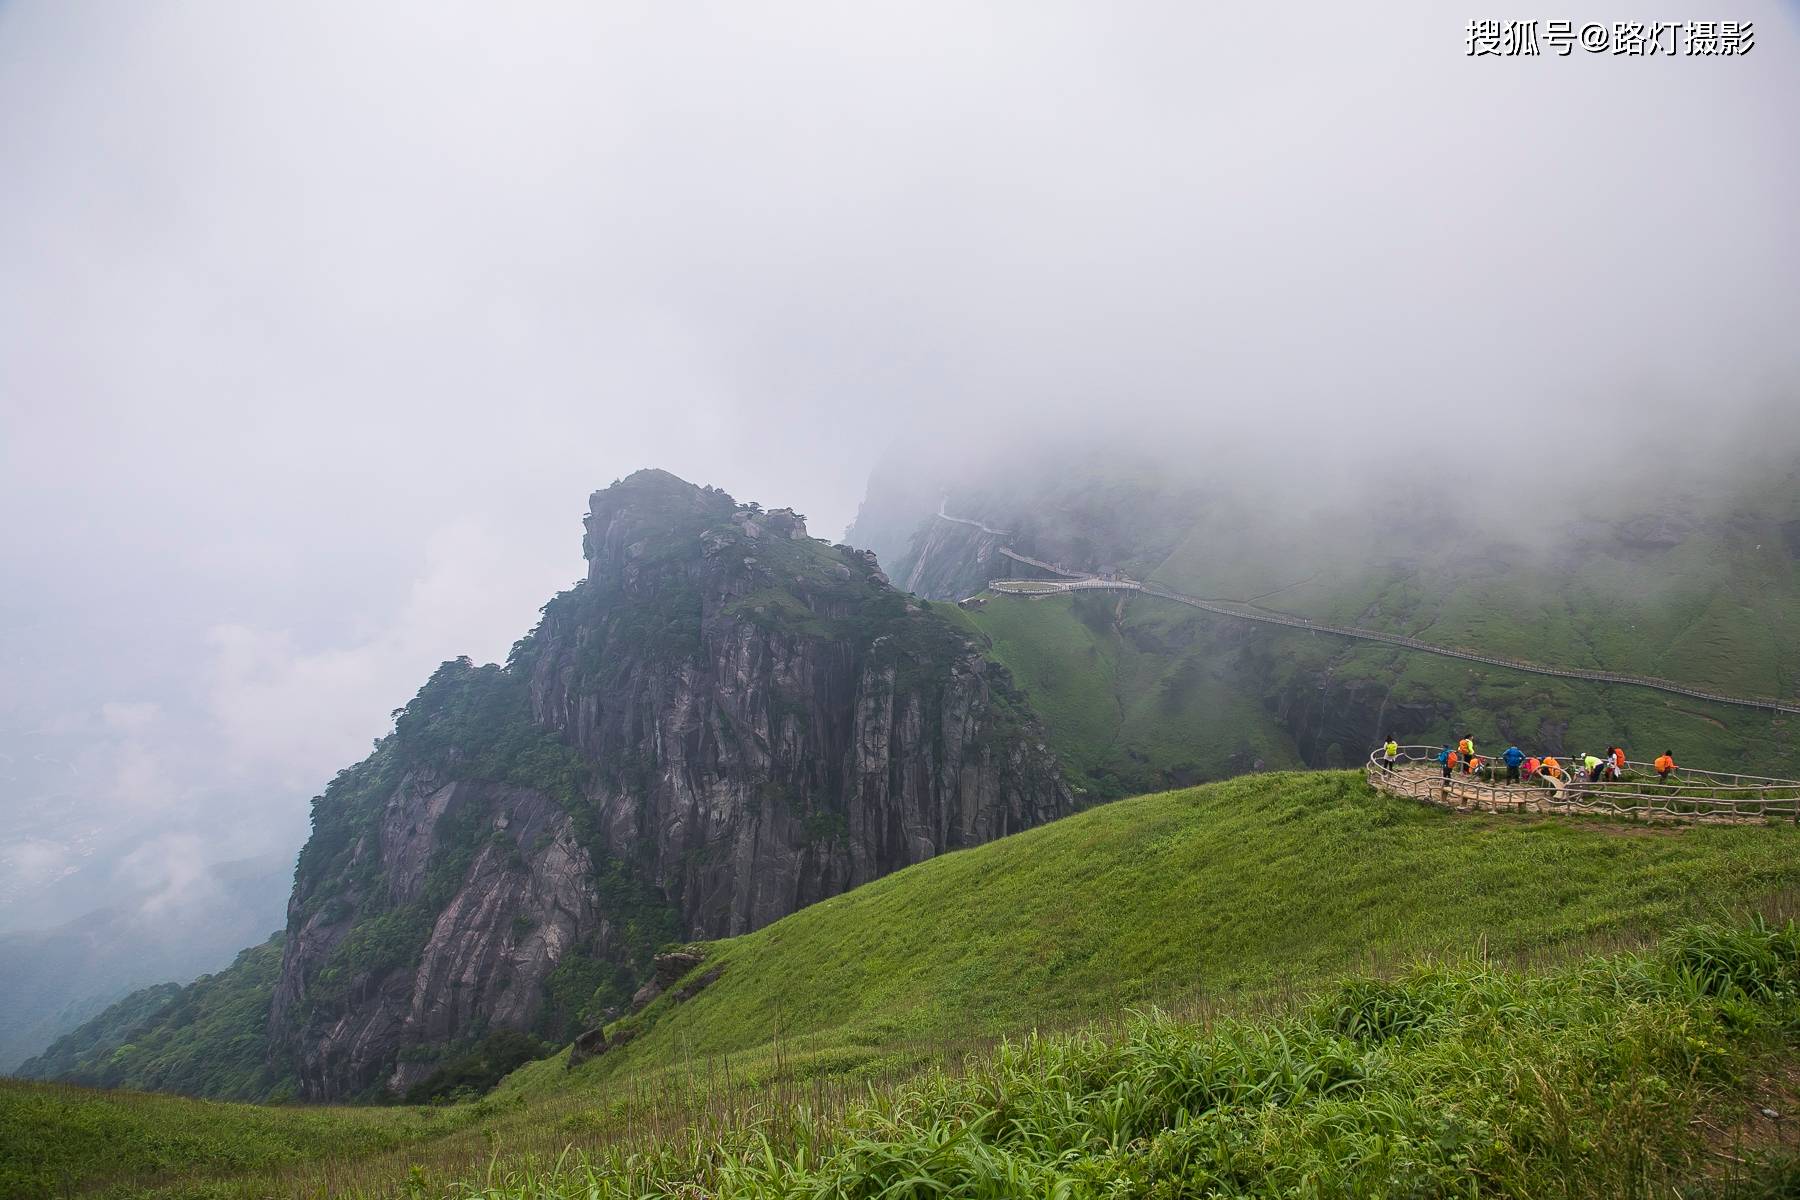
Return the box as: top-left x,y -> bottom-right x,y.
1149,480 -> 1800,701
13,770 -> 1800,1197
1142,479 -> 1800,769
16,938 -> 288,1101
417,921 -> 1800,1198
0,1078 -> 468,1200
911,456 -> 1800,789
559,771 -> 1800,1087
967,584 -> 1798,801
966,594 -> 1302,797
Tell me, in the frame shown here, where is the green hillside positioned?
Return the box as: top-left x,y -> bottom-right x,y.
964,593 -> 1305,797
0,1078 -> 460,1200
1148,475 -> 1800,702
880,450 -> 1800,795
16,938 -> 286,1101
557,771 -> 1800,1086
403,921 -> 1800,1198
12,770 -> 1800,1197
968,589 -> 1798,801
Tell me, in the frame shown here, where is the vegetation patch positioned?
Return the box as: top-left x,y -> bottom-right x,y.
592,771 -> 1800,1083
14,937 -> 289,1101
13,771 -> 1800,1197
401,1031 -> 553,1105
399,920 -> 1800,1197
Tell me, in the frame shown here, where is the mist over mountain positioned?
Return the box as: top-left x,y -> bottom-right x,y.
25,473 -> 1072,1101
846,434 -> 1800,801
7,4 -> 1800,1193
3,1 -> 1796,940
0,854 -> 290,1070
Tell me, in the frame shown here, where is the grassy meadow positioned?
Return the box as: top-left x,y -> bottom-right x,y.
428,918 -> 1800,1198
0,1078 -> 474,1199
12,770 -> 1800,1197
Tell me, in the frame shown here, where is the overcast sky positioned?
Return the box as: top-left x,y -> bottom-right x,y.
2,1 -> 1797,929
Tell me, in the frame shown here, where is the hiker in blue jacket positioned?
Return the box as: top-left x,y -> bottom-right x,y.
1502,744 -> 1525,784
1435,744 -> 1453,781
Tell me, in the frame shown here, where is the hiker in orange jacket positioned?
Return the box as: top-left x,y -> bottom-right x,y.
1654,751 -> 1676,782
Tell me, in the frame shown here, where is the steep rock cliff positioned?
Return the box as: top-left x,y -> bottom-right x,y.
263,469 -> 1074,1099
519,470 -> 1073,937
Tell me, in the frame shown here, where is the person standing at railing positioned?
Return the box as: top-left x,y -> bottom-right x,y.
1503,744 -> 1524,784
1610,746 -> 1626,779
1655,750 -> 1677,782
1436,744 -> 1454,780
1382,737 -> 1399,773
1457,735 -> 1476,768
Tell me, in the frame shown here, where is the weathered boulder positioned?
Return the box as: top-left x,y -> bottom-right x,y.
566,1025 -> 608,1070
627,949 -> 708,1011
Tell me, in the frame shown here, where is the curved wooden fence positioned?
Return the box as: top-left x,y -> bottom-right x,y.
1363,746 -> 1800,826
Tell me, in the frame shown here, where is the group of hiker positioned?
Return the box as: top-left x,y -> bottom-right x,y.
1377,735 -> 1680,787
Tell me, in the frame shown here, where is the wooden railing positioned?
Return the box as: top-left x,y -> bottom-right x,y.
1364,746 -> 1800,826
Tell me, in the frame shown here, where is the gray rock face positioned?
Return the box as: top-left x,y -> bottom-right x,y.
893,517 -> 1007,601
267,469 -> 1074,1099
269,777 -> 614,1099
528,470 -> 1075,939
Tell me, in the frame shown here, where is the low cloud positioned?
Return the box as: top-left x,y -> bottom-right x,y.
1,518 -> 573,928
117,832 -> 216,920
1,0 -> 1796,930
205,517 -> 574,792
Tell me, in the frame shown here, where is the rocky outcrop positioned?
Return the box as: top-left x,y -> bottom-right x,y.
265,470 -> 1074,1099
567,950 -> 723,1071
522,470 -> 1074,941
628,948 -> 706,1010
268,777 -> 623,1099
892,517 -> 1008,602
567,1024 -> 609,1070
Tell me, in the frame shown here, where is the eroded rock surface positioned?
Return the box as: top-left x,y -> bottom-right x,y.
268,470 -> 1073,1098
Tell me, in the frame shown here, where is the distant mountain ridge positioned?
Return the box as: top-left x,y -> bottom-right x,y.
0,854 -> 289,1072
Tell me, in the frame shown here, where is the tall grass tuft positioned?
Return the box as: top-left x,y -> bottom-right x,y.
433,919 -> 1800,1200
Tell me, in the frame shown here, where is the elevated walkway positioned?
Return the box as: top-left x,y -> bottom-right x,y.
996,546 -> 1087,579
1364,746 -> 1800,826
987,574 -> 1800,717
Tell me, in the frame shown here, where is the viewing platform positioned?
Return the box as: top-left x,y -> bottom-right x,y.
1364,746 -> 1800,826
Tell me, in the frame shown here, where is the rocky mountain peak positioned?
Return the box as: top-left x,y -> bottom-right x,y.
255,470 -> 1073,1099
